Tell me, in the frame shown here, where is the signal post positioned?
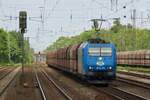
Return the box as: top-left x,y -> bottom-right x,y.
19,11 -> 27,84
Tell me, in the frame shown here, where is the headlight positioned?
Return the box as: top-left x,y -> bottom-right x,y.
89,66 -> 92,69
108,67 -> 112,70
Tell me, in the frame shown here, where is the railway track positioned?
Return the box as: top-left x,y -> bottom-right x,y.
0,67 -> 16,80
0,67 -> 9,71
94,85 -> 147,100
34,68 -> 47,100
91,71 -> 150,100
0,67 -> 20,96
118,71 -> 150,80
116,77 -> 150,90
117,72 -> 150,89
105,71 -> 150,99
34,67 -> 72,100
44,65 -> 149,100
40,64 -> 150,100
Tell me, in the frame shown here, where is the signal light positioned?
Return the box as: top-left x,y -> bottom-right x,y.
19,11 -> 27,32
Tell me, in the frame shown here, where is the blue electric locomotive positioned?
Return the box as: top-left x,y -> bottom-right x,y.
77,39 -> 117,83
47,38 -> 117,84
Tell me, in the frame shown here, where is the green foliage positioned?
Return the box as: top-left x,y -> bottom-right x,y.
0,28 -> 33,64
46,30 -> 96,50
24,40 -> 34,63
47,20 -> 150,51
0,29 -> 8,62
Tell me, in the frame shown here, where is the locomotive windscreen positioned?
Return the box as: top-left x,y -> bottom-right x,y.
101,47 -> 112,56
88,47 -> 112,56
88,48 -> 100,56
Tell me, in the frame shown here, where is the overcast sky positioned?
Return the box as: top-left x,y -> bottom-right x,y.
0,0 -> 150,52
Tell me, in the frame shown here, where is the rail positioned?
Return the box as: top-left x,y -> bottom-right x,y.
93,85 -> 148,100
34,68 -> 47,100
41,68 -> 72,100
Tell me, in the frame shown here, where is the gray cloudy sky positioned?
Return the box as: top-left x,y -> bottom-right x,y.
0,0 -> 149,52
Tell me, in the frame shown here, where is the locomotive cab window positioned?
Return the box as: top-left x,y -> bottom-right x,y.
101,48 -> 112,56
88,48 -> 100,56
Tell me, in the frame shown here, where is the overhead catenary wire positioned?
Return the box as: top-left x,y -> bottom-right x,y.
104,0 -> 136,18
45,0 -> 62,20
92,0 -> 110,10
0,0 -> 7,18
1,0 -> 149,41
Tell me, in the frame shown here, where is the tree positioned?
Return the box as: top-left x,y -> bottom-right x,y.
46,21 -> 150,51
111,19 -> 123,33
0,29 -> 33,64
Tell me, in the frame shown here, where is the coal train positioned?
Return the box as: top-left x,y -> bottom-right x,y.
117,50 -> 150,66
46,39 -> 117,84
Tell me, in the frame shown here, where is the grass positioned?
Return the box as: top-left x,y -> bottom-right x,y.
0,63 -> 21,67
117,66 -> 150,74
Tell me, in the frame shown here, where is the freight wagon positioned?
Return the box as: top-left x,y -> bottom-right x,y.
117,50 -> 150,66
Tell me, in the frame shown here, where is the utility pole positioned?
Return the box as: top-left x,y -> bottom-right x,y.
111,0 -> 113,11
39,6 -> 45,32
132,9 -> 136,28
5,25 -> 11,63
19,11 -> 27,82
115,0 -> 118,11
29,7 -> 45,42
110,0 -> 118,11
26,37 -> 30,64
140,11 -> 143,27
7,31 -> 11,63
131,9 -> 136,49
